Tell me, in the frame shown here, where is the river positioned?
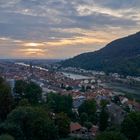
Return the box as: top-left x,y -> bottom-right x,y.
62,72 -> 94,80
15,62 -> 48,72
102,82 -> 140,99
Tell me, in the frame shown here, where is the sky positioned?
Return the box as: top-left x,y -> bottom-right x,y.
0,0 -> 140,59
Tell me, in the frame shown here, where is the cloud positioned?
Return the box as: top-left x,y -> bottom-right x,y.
0,0 -> 140,58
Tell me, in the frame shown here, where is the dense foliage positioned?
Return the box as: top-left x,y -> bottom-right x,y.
61,32 -> 140,76
0,78 -> 13,121
95,131 -> 127,140
0,107 -> 58,140
99,108 -> 109,131
78,99 -> 96,123
14,80 -> 42,104
56,112 -> 71,138
0,77 -> 140,140
47,93 -> 73,115
121,112 -> 140,140
0,134 -> 15,140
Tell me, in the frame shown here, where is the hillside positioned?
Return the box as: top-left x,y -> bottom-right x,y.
60,32 -> 140,76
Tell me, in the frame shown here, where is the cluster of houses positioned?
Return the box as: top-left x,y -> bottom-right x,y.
70,122 -> 99,139
1,61 -> 140,139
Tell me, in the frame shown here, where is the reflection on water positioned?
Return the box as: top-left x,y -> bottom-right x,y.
15,62 -> 48,71
62,72 -> 93,80
102,82 -> 140,99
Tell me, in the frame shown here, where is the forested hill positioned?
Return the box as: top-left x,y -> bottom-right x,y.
60,32 -> 140,76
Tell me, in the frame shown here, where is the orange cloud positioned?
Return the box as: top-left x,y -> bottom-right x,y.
23,42 -> 45,47
18,48 -> 46,58
45,36 -> 107,47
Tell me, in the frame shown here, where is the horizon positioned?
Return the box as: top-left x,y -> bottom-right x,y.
0,0 -> 140,59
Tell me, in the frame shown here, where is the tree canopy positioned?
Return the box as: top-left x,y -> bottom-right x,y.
0,77 -> 13,121
121,112 -> 140,140
0,134 -> 15,140
96,131 -> 127,140
14,80 -> 42,104
55,112 -> 70,138
47,93 -> 73,115
99,108 -> 109,131
78,99 -> 96,122
0,107 -> 58,140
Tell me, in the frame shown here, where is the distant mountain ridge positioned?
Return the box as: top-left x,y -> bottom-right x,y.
60,32 -> 140,76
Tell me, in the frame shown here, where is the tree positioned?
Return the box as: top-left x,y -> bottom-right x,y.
121,112 -> 140,140
47,93 -> 73,115
14,80 -> 27,96
0,77 -> 4,84
137,136 -> 140,140
84,122 -> 92,131
14,80 -> 42,104
96,131 -> 127,140
0,123 -> 24,140
0,134 -> 15,140
66,86 -> 73,91
18,99 -> 30,107
0,78 -> 13,121
112,96 -> 121,105
2,107 -> 58,140
80,85 -> 86,92
78,99 -> 96,122
100,100 -> 109,108
80,112 -> 88,125
55,112 -> 70,138
24,82 -> 42,104
70,111 -> 79,122
99,108 -> 109,131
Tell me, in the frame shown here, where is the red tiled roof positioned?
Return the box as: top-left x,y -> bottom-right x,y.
70,122 -> 82,132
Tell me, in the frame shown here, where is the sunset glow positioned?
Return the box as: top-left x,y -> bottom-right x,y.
23,43 -> 45,47
0,0 -> 139,59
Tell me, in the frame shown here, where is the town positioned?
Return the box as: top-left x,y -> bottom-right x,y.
0,59 -> 140,140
